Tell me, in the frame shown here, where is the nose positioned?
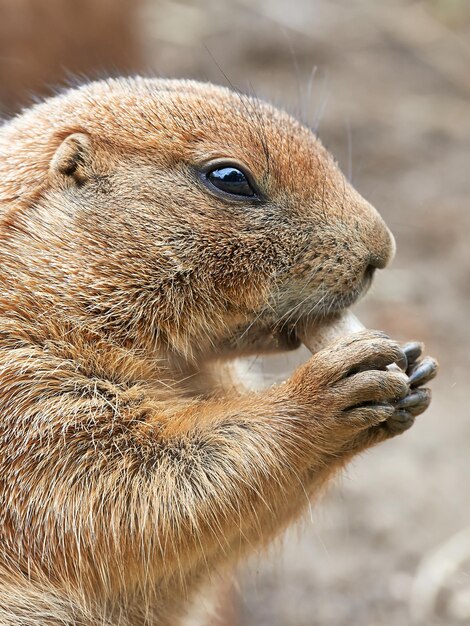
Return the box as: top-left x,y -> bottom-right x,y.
373,226 -> 395,268
343,185 -> 396,275
364,233 -> 395,280
368,252 -> 389,270
363,216 -> 396,279
365,210 -> 396,271
364,253 -> 385,282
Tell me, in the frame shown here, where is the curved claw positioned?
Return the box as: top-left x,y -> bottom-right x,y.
409,357 -> 439,388
403,342 -> 424,370
395,388 -> 431,416
385,409 -> 415,434
395,350 -> 408,372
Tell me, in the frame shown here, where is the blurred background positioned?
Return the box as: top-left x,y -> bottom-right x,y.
1,0 -> 469,624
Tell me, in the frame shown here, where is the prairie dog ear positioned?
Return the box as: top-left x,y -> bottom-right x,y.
50,132 -> 91,185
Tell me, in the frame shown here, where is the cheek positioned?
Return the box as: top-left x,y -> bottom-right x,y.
196,238 -> 278,302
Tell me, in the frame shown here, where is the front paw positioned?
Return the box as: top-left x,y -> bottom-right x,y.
287,330 -> 411,444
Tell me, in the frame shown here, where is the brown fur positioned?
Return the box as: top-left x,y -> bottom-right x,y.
0,78 -> 432,625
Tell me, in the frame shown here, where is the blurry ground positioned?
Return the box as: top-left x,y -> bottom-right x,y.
1,0 -> 469,624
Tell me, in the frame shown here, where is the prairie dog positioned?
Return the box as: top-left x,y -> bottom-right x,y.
0,78 -> 437,626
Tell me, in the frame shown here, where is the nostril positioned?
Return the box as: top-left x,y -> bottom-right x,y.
368,253 -> 387,270
364,263 -> 377,281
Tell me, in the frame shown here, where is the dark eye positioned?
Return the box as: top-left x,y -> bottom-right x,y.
203,165 -> 257,199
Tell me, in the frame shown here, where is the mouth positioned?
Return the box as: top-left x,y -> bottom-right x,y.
221,282 -> 370,359
274,309 -> 364,356
270,274 -> 372,354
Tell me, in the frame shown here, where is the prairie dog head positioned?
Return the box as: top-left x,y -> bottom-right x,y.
0,78 -> 394,357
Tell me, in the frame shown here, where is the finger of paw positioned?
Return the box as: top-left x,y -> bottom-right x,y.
333,370 -> 409,408
328,338 -> 406,381
333,329 -> 389,346
312,344 -> 402,385
344,403 -> 395,429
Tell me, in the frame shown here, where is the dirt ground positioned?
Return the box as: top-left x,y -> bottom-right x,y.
1,1 -> 469,624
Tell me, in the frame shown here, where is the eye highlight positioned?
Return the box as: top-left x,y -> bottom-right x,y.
199,161 -> 260,201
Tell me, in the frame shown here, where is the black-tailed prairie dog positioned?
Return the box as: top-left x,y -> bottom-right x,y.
0,77 -> 437,626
